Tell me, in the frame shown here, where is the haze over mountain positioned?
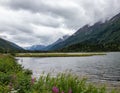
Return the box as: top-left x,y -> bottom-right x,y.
48,12 -> 120,51
25,35 -> 70,51
25,45 -> 46,51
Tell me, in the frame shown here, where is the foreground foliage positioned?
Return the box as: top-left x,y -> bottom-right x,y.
0,54 -> 32,93
0,55 -> 118,93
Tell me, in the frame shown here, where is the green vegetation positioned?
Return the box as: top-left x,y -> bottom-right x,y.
0,38 -> 24,53
0,55 -> 118,93
31,73 -> 116,93
59,43 -> 120,52
0,54 -> 32,93
16,52 -> 106,57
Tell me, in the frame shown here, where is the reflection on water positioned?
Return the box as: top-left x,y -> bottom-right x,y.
16,52 -> 120,87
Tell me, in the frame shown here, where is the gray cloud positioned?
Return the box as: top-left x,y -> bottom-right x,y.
0,0 -> 120,47
4,0 -> 120,28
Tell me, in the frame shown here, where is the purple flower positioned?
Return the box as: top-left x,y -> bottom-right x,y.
61,91 -> 64,93
31,77 -> 35,85
68,89 -> 72,93
52,86 -> 59,93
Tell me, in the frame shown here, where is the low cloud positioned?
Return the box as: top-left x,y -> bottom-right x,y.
0,0 -> 120,47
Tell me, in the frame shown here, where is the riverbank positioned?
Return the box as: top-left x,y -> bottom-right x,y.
0,54 -> 118,93
16,52 -> 106,57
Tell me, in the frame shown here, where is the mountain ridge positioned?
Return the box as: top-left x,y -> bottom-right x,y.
48,12 -> 120,51
25,35 -> 70,51
0,38 -> 24,53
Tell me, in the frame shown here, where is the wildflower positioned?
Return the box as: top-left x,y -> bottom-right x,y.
68,89 -> 72,93
52,86 -> 59,93
31,77 -> 35,85
61,91 -> 64,93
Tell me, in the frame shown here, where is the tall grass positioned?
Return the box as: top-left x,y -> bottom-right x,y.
31,73 -> 118,93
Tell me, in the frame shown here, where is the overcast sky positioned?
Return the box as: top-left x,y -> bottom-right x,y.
0,0 -> 120,47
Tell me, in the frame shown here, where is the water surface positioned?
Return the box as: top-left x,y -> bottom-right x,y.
17,52 -> 120,87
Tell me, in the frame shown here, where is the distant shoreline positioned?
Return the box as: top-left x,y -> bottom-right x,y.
16,52 -> 106,57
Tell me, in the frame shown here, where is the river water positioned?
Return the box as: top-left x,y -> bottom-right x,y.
16,52 -> 120,88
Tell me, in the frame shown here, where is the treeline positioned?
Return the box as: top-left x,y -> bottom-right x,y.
1,43 -> 120,53
0,47 -> 48,54
0,47 -> 25,54
59,43 -> 120,52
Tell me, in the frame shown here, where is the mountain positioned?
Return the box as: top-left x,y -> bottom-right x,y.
25,45 -> 46,51
49,13 -> 120,51
0,38 -> 24,53
25,35 -> 70,51
45,35 -> 70,51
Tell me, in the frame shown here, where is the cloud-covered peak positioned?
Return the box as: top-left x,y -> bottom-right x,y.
0,0 -> 120,47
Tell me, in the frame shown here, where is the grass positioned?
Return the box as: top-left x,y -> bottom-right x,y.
0,54 -> 32,93
0,54 -> 118,93
16,52 -> 106,57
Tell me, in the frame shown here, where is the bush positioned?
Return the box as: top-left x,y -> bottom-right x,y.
0,55 -> 32,93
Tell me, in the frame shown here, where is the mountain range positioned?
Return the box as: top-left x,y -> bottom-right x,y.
48,13 -> 120,52
25,35 -> 70,51
0,12 -> 120,52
